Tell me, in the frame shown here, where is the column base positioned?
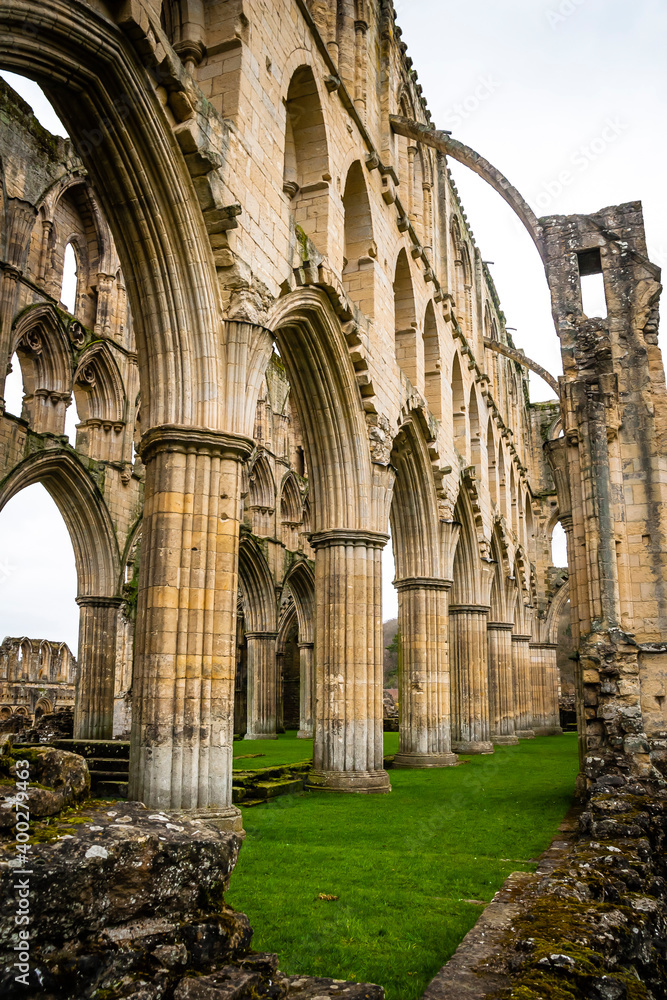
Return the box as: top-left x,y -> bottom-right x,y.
516,729 -> 536,739
184,805 -> 245,835
392,752 -> 459,769
243,733 -> 278,740
305,769 -> 392,794
296,729 -> 313,739
491,734 -> 519,746
534,725 -> 563,736
452,740 -> 494,755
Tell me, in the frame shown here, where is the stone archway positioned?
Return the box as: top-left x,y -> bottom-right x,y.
269,288 -> 393,793
390,413 -> 457,769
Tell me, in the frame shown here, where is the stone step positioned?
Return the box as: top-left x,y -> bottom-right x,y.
94,780 -> 128,799
88,756 -> 130,771
252,778 -> 304,799
49,739 -> 130,760
91,770 -> 130,783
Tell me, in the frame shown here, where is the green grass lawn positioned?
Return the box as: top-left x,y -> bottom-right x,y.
233,731 -> 314,769
226,733 -> 579,1000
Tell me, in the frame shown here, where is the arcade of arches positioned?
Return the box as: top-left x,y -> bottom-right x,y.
0,0 -> 665,839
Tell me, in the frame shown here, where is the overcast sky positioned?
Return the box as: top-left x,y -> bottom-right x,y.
1,0 -> 663,641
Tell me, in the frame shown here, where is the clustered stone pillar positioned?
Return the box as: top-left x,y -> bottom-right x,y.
307,529 -> 390,793
449,604 -> 494,754
534,642 -> 562,735
245,631 -> 279,739
297,640 -> 314,739
487,621 -> 518,745
512,633 -> 536,739
73,596 -> 123,740
393,578 -> 458,767
129,426 -> 252,829
530,642 -> 550,736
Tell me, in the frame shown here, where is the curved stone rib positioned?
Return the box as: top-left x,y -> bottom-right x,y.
483,337 -> 560,395
389,115 -> 545,261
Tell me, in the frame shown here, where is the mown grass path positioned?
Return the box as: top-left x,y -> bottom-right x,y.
227,733 -> 579,1000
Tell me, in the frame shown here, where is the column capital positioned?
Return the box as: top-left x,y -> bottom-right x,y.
76,595 -> 124,608
298,640 -> 315,650
394,576 -> 452,593
309,528 -> 389,550
244,631 -> 279,641
449,604 -> 491,615
531,642 -> 559,650
138,424 -> 254,464
512,633 -> 533,643
487,621 -> 515,631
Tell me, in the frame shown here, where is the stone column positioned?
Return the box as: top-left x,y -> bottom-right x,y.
533,642 -> 563,735
128,426 -> 253,829
0,264 -> 21,410
449,605 -> 494,754
512,633 -> 536,739
74,596 -> 123,740
244,631 -> 279,740
393,578 -> 458,767
530,642 -> 550,735
297,640 -> 314,739
487,622 -> 518,745
306,529 -> 390,793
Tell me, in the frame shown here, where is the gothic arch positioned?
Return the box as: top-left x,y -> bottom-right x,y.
12,302 -> 72,433
390,415 -> 441,580
342,159 -> 375,317
0,0 -> 223,429
268,288 -> 378,533
423,300 -> 441,418
394,247 -> 419,387
451,488 -> 483,605
73,342 -> 126,425
451,351 -> 466,451
546,577 -> 571,644
279,471 -> 303,550
238,536 -> 278,633
0,449 -> 120,598
283,558 -> 315,643
283,64 -> 331,252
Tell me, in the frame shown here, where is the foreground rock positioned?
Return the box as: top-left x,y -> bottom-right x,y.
0,744 -> 90,826
0,798 -> 384,999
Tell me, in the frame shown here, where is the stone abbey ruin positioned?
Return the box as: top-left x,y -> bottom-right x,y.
0,1 -> 666,998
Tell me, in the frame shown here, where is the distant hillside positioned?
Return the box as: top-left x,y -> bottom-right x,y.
383,618 -> 398,687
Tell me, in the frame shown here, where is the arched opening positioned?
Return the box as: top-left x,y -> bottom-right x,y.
451,352 -> 466,452
283,66 -> 331,253
409,143 -> 425,242
60,241 -> 78,314
4,352 -> 23,417
486,420 -> 497,503
393,248 -> 419,386
498,444 -> 508,521
247,453 -> 276,537
0,483 -> 78,651
280,473 -> 303,551
551,520 -> 568,566
525,491 -> 535,552
342,159 -> 375,316
423,301 -> 441,418
469,387 -> 481,469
